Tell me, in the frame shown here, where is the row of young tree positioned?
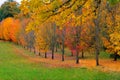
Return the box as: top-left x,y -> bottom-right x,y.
0,0 -> 120,65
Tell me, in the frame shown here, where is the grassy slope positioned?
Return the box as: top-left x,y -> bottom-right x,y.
0,41 -> 120,80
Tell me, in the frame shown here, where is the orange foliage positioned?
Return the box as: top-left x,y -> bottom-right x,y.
10,19 -> 21,43
0,17 -> 21,43
2,18 -> 12,41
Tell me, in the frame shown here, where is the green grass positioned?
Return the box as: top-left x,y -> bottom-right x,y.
0,41 -> 120,80
99,51 -> 111,59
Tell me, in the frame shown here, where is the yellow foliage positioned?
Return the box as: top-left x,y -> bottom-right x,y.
104,32 -> 120,55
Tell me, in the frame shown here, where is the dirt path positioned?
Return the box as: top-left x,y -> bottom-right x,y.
12,45 -> 120,72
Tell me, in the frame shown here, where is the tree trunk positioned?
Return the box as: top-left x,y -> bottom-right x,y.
75,15 -> 82,64
56,43 -> 58,52
95,23 -> 100,66
93,0 -> 101,66
62,42 -> 64,61
96,48 -> 99,66
51,23 -> 56,59
45,52 -> 47,58
61,28 -> 65,61
39,51 -> 41,56
33,47 -> 36,54
52,47 -> 54,59
71,52 -> 73,56
81,50 -> 84,58
114,53 -> 117,61
39,49 -> 41,56
76,50 -> 79,64
62,52 -> 64,61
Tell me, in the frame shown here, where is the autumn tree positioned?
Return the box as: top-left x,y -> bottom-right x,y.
34,22 -> 56,58
2,18 -> 12,41
0,17 -> 21,44
56,27 -> 66,61
102,1 -> 120,61
9,19 -> 21,43
18,18 -> 31,48
20,0 -> 120,65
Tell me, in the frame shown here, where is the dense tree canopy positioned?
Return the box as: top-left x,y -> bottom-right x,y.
0,0 -> 120,65
0,1 -> 20,21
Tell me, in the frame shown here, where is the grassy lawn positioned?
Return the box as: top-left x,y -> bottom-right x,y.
0,41 -> 120,80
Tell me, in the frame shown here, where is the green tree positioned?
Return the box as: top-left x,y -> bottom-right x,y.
0,1 -> 20,21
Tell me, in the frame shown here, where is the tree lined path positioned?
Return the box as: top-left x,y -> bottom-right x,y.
0,41 -> 120,80
6,41 -> 120,72
0,0 -> 120,80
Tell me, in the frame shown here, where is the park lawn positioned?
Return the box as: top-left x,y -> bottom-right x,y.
0,41 -> 120,80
